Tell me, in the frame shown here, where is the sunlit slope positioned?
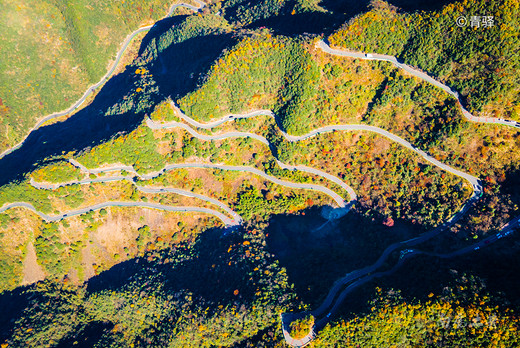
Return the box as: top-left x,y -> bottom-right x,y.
330,0 -> 520,119
0,0 -> 185,151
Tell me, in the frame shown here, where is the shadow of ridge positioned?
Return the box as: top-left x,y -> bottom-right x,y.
326,231 -> 520,333
363,75 -> 390,121
85,225 -> 258,307
0,225 -> 253,346
0,31 -> 236,186
265,206 -> 422,308
54,321 -> 114,348
246,11 -> 351,37
150,32 -> 237,101
218,0 -> 363,37
319,0 -> 460,14
0,74 -> 146,186
242,0 -> 461,37
138,15 -> 189,56
0,285 -> 33,343
502,165 -> 520,205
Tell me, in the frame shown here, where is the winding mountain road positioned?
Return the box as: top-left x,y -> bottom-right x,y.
317,40 -> 520,129
11,157 -> 352,229
4,55 -> 491,348
0,201 -> 234,226
316,214 -> 520,328
27,153 -> 359,225
158,102 -> 481,195
310,191 -> 479,320
30,177 -> 243,226
0,0 -> 206,160
67,160 -> 349,208
146,116 -> 357,204
146,102 -> 493,348
276,39 -> 520,347
281,195 -> 483,346
280,214 -> 519,347
146,103 -> 493,347
1,10 -> 515,346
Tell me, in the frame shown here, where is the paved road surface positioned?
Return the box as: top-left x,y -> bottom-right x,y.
0,0 -> 206,160
0,201 -> 234,226
161,102 -> 481,196
317,40 -> 520,130
10,158 -> 351,229
146,119 -> 353,208
69,159 -> 349,207
30,177 -> 243,225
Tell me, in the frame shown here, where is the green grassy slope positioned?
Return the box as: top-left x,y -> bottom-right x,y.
0,0 -> 187,151
1,0 -> 520,347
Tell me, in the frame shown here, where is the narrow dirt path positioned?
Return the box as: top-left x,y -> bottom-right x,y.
21,242 -> 45,286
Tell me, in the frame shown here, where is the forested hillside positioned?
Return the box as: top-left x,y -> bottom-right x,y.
0,0 -> 519,347
330,0 -> 520,119
4,229 -> 297,347
0,0 -> 193,152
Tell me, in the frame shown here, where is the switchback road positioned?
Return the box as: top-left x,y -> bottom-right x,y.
10,158 -> 350,229
30,177 -> 243,226
317,40 -> 520,129
0,201 -> 234,226
2,15 -> 513,346
161,102 -> 481,196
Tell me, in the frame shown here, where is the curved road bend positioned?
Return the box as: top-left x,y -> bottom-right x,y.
148,104 -> 489,346
30,177 -> 243,225
146,119 -> 354,207
158,103 -> 482,195
282,215 -> 519,346
309,192 -> 480,322
0,201 -> 234,226
69,158 -> 349,208
66,160 -> 348,208
317,40 -> 520,129
162,164 -> 347,209
0,0 -> 206,161
16,158 -> 348,227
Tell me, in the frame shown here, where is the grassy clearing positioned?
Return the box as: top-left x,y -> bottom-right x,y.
0,0 -> 190,152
